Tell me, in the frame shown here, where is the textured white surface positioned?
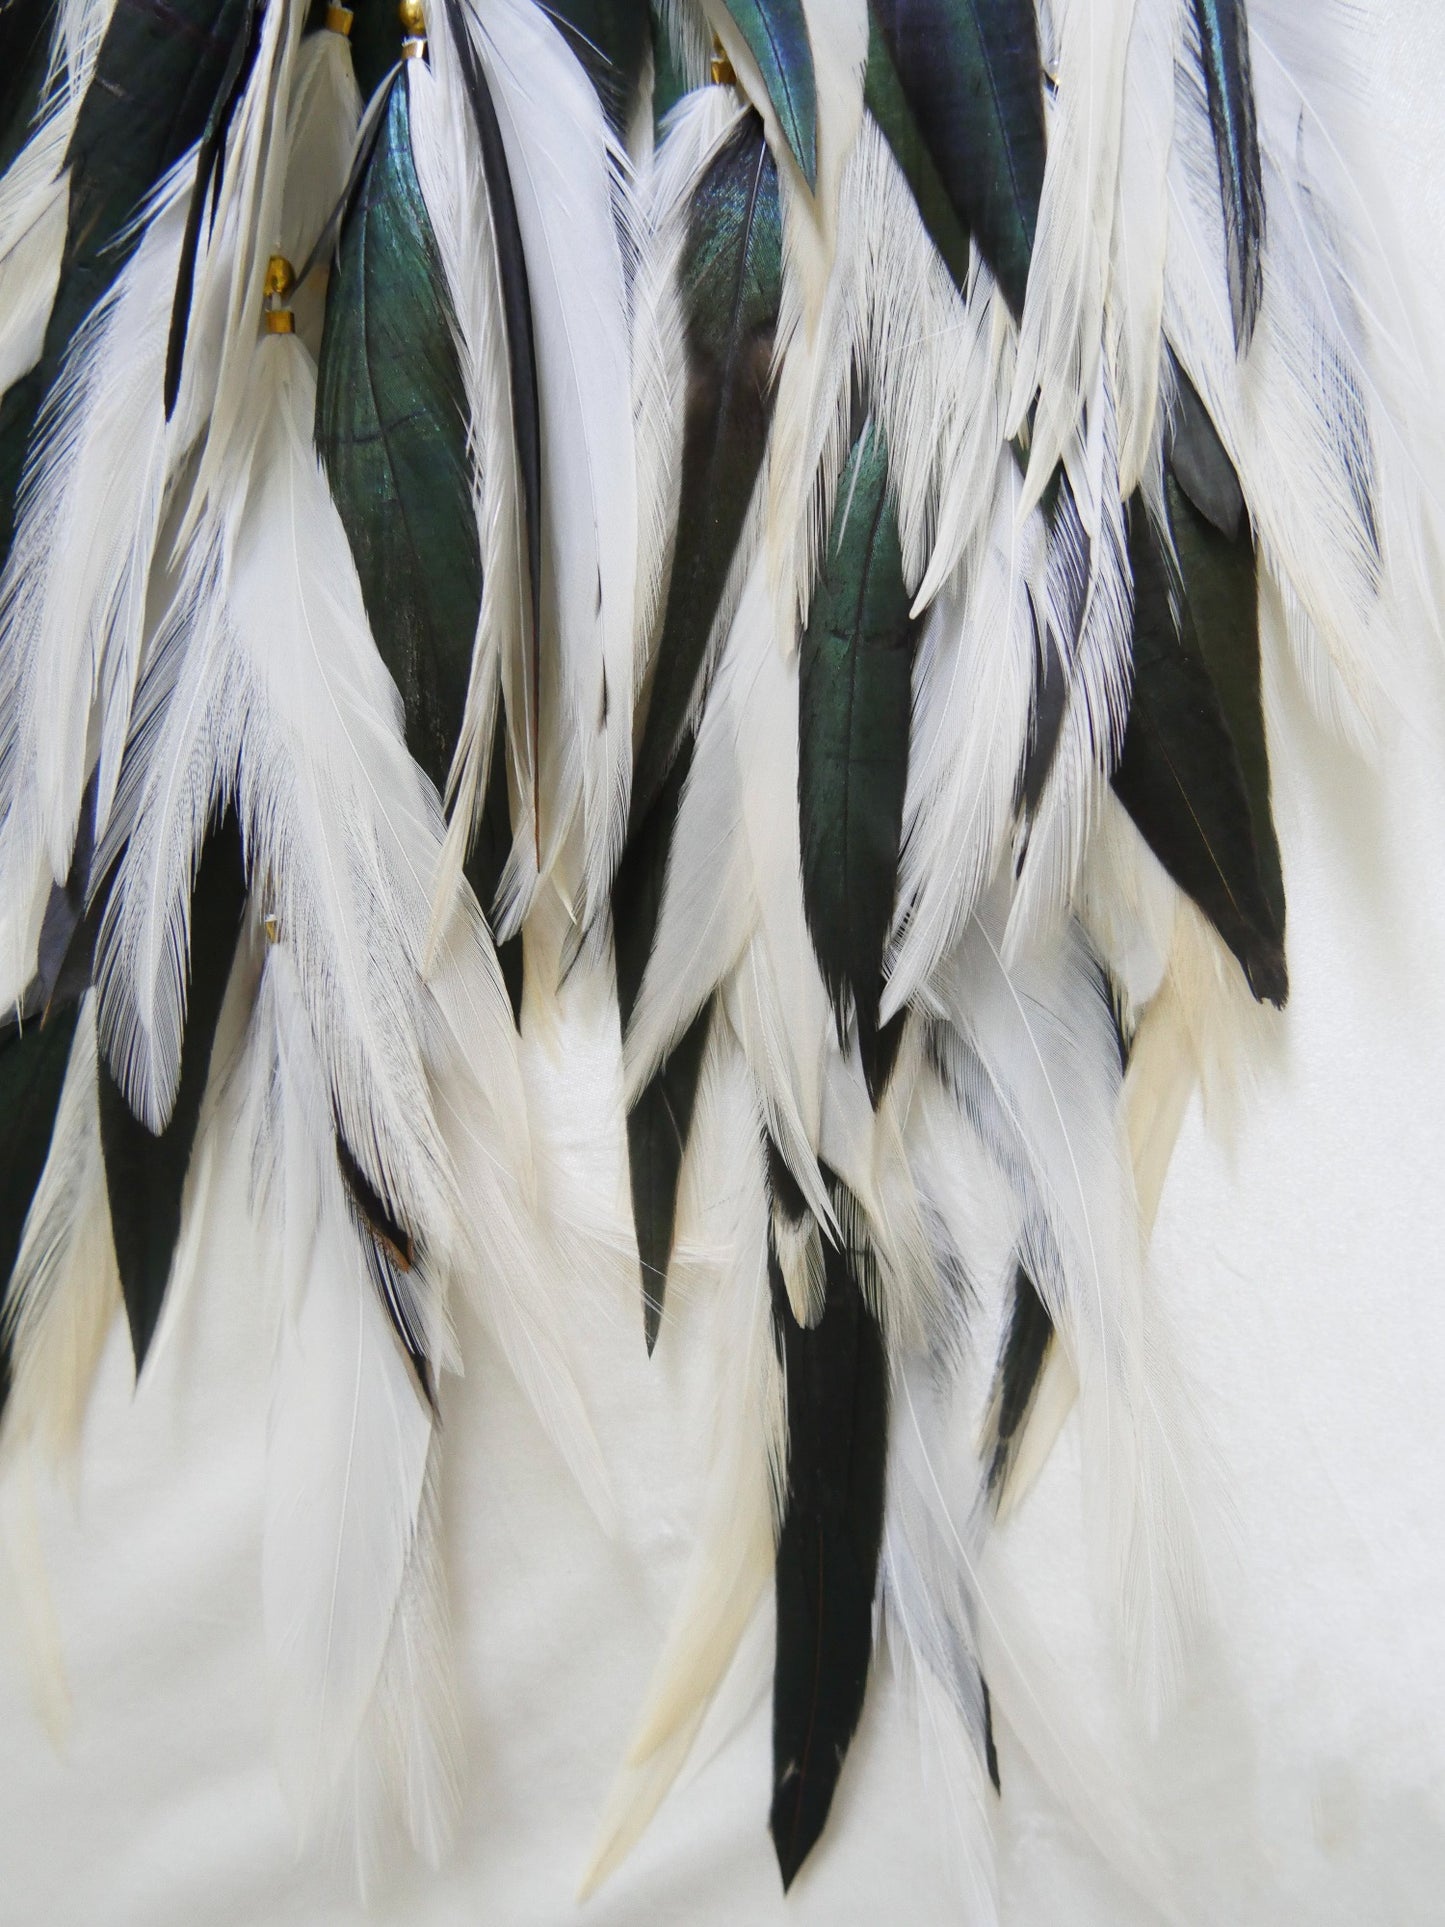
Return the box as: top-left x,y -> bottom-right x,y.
2,6 -> 1445,1922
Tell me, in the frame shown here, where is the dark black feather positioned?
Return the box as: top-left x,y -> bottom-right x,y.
1112,479 -> 1287,1006
986,1263 -> 1053,1500
650,3 -> 688,132
0,0 -> 55,190
0,1005 -> 82,1419
335,1126 -> 433,1404
1191,0 -> 1264,351
769,1174 -> 888,1891
630,109 -> 782,825
981,1677 -> 1001,1793
614,731 -> 710,1348
798,418 -> 916,1106
164,0 -> 263,417
1166,364 -> 1285,943
446,0 -> 544,839
866,0 -> 1045,317
544,0 -> 650,136
0,0 -> 249,563
98,812 -> 247,1374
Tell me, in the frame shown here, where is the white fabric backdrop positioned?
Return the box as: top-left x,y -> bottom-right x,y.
2,6 -> 1444,1921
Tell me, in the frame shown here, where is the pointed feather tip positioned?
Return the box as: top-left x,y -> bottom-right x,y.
1243,940 -> 1287,1010
642,1273 -> 663,1355
769,1779 -> 824,1893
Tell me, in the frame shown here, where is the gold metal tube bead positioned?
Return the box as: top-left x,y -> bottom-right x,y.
324,3 -> 353,33
263,253 -> 296,334
399,0 -> 426,56
709,34 -> 735,86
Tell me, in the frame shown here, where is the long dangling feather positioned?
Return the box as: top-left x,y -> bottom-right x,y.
768,1171 -> 888,1890
1190,0 -> 1263,352
0,0 -> 251,563
452,0 -> 640,913
630,102 -> 781,826
867,0 -> 1044,321
707,0 -> 815,189
0,993 -> 120,1462
797,414 -> 915,1106
247,943 -> 435,1838
97,809 -> 247,1370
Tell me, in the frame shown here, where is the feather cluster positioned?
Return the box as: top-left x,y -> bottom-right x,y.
0,0 -> 1426,1899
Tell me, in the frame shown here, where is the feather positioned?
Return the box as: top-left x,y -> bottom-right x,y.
1006,0 -> 1135,512
316,69 -> 481,808
797,415 -> 916,1104
0,1004 -> 83,1417
929,895 -> 1202,1695
1163,8 -> 1382,744
867,0 -> 1044,321
544,0 -> 651,139
883,462 -> 1040,1022
163,0 -> 265,417
1110,463 -> 1287,1007
1190,0 -> 1263,352
613,728 -> 711,1347
453,0 -> 639,912
441,0 -> 542,887
97,330 -> 458,1277
581,1040 -> 781,1893
708,0 -> 815,189
1108,0 -> 1182,494
769,1172 -> 888,1890
0,990 -> 121,1485
248,946 -> 434,1835
1006,374 -> 1135,955
0,0 -> 252,560
630,103 -> 781,827
984,1262 -> 1054,1501
0,161 -> 193,925
97,810 -> 247,1374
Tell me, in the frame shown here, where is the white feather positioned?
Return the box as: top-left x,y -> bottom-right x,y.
1005,365 -> 1134,959
1162,5 -> 1391,745
0,162 -> 194,909
97,335 -> 458,1285
249,948 -> 434,1832
885,464 -> 1042,1021
459,0 -> 641,916
0,997 -> 120,1470
931,891 -> 1203,1699
580,1038 -> 782,1894
1008,0 -> 1136,514
1108,0 -> 1183,495
408,16 -> 525,948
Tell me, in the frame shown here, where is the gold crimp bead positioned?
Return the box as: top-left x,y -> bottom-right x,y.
324,2 -> 353,33
263,253 -> 296,333
709,34 -> 735,86
399,0 -> 426,56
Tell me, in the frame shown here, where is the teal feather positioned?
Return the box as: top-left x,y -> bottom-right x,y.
798,419 -> 918,1105
720,0 -> 815,188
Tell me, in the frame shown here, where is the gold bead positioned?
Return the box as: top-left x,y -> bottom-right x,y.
398,0 -> 425,34
324,2 -> 353,31
264,254 -> 295,300
264,309 -> 295,334
709,34 -> 735,86
263,914 -> 281,943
